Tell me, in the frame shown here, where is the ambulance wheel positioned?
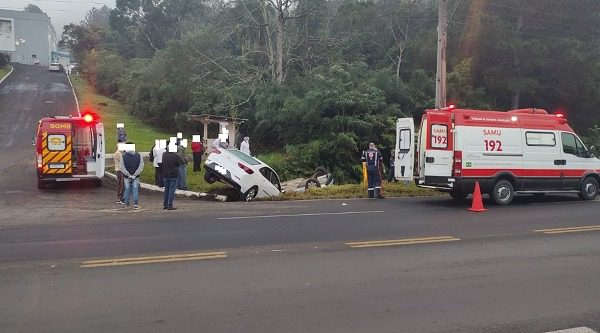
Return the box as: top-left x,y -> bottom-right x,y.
305,178 -> 321,190
491,179 -> 514,205
243,186 -> 258,202
37,179 -> 46,190
578,177 -> 599,201
94,179 -> 103,188
449,190 -> 468,201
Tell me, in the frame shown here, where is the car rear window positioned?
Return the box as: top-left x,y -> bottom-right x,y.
227,149 -> 261,165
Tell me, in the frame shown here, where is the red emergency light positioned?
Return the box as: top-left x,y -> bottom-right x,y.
83,113 -> 94,123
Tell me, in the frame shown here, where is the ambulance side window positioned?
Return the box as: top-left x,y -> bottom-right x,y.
525,132 -> 555,146
561,133 -> 587,158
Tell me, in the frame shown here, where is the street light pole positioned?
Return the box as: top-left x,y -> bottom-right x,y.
435,0 -> 448,109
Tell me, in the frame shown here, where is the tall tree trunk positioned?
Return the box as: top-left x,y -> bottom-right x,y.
274,12 -> 285,84
511,14 -> 523,109
261,2 -> 277,81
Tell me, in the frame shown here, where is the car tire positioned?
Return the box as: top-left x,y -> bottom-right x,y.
313,166 -> 327,177
305,178 -> 321,190
490,179 -> 514,205
578,177 -> 599,201
94,179 -> 103,188
243,186 -> 258,202
449,190 -> 468,201
204,170 -> 218,184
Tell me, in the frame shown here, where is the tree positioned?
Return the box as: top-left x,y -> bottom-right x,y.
24,4 -> 45,14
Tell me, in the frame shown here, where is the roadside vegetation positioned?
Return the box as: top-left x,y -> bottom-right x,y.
0,52 -> 11,80
0,66 -> 9,81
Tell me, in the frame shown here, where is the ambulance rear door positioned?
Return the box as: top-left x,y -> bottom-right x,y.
95,122 -> 105,178
423,111 -> 453,179
41,123 -> 73,177
395,118 -> 415,181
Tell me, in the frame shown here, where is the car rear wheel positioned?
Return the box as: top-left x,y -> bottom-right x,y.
305,178 -> 321,190
37,179 -> 46,190
243,186 -> 258,202
204,170 -> 218,184
578,177 -> 599,200
490,179 -> 514,205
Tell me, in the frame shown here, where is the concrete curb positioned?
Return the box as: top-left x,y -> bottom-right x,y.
0,65 -> 14,86
104,171 -> 228,202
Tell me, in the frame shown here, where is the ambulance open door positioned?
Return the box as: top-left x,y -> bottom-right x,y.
395,118 -> 415,181
95,122 -> 105,178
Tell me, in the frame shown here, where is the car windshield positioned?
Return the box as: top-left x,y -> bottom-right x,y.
227,149 -> 261,165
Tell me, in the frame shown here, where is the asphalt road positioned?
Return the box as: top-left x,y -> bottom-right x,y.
0,64 -> 599,332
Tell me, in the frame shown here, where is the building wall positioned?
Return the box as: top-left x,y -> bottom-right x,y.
0,10 -> 57,66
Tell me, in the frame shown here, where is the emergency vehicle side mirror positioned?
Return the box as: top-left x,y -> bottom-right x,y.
32,137 -> 36,146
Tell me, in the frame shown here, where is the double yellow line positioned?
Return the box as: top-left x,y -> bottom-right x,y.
345,236 -> 460,249
534,225 -> 600,235
81,251 -> 228,268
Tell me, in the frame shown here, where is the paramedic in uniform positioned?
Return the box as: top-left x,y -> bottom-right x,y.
361,143 -> 385,199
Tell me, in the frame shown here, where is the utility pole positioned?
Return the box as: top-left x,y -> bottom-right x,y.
435,0 -> 448,109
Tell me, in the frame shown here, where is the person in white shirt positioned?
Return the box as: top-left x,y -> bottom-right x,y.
150,143 -> 165,187
240,136 -> 251,155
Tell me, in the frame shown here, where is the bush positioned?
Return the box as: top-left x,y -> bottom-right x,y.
0,53 -> 10,67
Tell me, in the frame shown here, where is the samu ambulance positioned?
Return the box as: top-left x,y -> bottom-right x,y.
35,113 -> 105,189
394,107 -> 600,205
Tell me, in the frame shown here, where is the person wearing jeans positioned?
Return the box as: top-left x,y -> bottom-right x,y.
162,145 -> 184,210
119,143 -> 144,209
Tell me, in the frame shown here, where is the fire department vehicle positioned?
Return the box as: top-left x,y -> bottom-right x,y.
35,113 -> 105,189
394,107 -> 600,205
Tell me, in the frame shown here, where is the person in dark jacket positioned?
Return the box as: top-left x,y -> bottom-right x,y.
162,144 -> 185,210
361,143 -> 384,199
119,142 -> 144,209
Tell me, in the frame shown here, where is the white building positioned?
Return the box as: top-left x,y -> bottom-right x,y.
0,9 -> 58,66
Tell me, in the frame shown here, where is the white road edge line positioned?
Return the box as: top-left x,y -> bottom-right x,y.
545,327 -> 598,333
66,72 -> 81,116
0,65 -> 14,85
218,210 -> 385,220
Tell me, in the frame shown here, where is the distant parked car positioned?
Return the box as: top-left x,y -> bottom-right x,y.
33,59 -> 40,65
49,63 -> 63,72
204,146 -> 282,201
69,63 -> 79,73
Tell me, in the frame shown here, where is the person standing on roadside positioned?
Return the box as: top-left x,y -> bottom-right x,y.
113,142 -> 125,204
176,139 -> 188,190
361,142 -> 385,199
191,139 -> 203,172
240,136 -> 251,155
150,141 -> 165,187
162,143 -> 184,210
120,142 -> 144,209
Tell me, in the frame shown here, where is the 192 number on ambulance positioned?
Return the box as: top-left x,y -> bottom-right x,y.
484,140 -> 502,151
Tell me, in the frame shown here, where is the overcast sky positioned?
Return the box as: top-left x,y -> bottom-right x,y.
0,0 -> 115,35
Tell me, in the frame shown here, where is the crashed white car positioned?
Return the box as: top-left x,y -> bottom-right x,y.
204,147 -> 282,201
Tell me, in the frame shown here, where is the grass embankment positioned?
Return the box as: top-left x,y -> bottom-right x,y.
0,65 -> 12,81
261,181 -> 440,201
70,75 -> 225,192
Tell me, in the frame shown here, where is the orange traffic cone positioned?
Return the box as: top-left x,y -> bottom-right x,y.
468,181 -> 487,212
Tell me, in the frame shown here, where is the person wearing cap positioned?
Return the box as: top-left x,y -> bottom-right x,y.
361,143 -> 385,199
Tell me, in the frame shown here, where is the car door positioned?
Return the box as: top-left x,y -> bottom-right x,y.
258,167 -> 281,197
559,132 -> 591,190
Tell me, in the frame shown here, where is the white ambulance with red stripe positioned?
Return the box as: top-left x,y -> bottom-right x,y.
394,107 -> 600,205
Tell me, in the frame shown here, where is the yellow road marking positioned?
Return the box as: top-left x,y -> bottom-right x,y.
345,236 -> 460,249
80,251 -> 228,268
534,225 -> 600,234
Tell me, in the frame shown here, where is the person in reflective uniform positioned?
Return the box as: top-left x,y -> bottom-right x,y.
361,143 -> 385,199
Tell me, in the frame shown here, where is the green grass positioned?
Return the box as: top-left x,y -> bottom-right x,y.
259,181 -> 442,201
0,65 -> 11,81
71,76 -> 171,152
